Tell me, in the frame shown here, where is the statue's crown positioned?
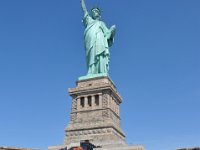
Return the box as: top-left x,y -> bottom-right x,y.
91,6 -> 101,14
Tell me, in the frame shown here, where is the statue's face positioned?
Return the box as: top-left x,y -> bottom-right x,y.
92,9 -> 100,19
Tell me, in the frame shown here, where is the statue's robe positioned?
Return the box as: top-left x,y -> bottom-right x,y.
83,13 -> 114,74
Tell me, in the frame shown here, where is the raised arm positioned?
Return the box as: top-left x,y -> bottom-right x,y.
80,0 -> 88,16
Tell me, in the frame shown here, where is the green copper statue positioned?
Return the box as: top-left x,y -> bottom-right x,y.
79,0 -> 116,80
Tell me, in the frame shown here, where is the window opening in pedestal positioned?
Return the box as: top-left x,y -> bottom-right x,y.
88,96 -> 92,107
80,97 -> 85,107
95,95 -> 99,106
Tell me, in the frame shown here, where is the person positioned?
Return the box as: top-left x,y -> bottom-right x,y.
80,0 -> 116,75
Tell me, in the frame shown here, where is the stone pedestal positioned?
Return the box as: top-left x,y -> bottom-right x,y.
48,76 -> 145,150
65,77 -> 125,147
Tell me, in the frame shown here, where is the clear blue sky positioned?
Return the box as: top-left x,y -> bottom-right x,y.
0,1 -> 199,150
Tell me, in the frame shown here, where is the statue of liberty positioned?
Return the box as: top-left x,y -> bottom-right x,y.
80,0 -> 116,79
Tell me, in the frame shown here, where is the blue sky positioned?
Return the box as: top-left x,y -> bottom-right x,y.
0,0 -> 200,150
